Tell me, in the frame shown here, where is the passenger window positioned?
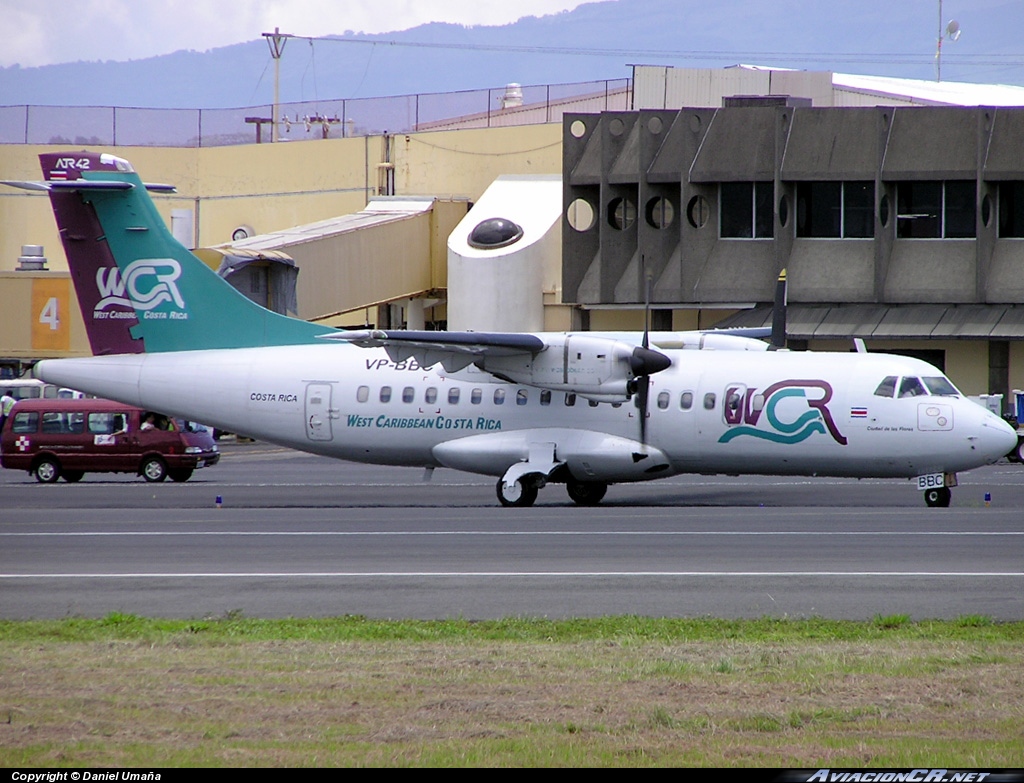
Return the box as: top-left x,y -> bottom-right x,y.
589,399 -> 599,408
425,387 -> 437,404
680,391 -> 693,410
356,385 -> 369,403
402,386 -> 415,403
12,412 -> 38,433
704,393 -> 716,410
874,376 -> 897,398
516,389 -> 528,406
657,391 -> 670,409
379,386 -> 392,403
540,390 -> 551,406
565,393 -> 576,407
899,377 -> 927,398
448,387 -> 460,405
471,388 -> 482,404
494,389 -> 506,405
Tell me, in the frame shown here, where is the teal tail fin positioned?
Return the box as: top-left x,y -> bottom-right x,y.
39,151 -> 332,353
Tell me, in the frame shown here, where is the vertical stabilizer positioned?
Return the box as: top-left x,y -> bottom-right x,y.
38,151 -> 332,353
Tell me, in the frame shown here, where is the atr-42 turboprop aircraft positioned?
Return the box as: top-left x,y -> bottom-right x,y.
5,151 -> 1016,506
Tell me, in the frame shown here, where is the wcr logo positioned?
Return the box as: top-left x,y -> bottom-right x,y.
95,259 -> 186,313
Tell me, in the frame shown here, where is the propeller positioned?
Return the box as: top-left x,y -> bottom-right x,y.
769,268 -> 788,350
637,267 -> 654,444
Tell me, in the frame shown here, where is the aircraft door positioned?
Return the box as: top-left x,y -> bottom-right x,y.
305,383 -> 334,441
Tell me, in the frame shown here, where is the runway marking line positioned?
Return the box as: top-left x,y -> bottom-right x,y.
2,571 -> 1022,579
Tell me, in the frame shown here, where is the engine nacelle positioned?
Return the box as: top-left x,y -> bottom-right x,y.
481,334 -> 670,401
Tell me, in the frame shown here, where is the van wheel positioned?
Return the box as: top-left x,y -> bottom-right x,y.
141,456 -> 167,482
168,468 -> 193,483
62,470 -> 85,483
34,457 -> 61,484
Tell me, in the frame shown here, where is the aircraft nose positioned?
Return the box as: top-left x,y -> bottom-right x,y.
978,414 -> 1018,463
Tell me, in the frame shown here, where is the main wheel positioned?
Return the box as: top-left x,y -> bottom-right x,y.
62,470 -> 85,483
924,486 -> 951,508
496,477 -> 538,507
168,468 -> 194,483
141,456 -> 167,482
566,479 -> 608,506
34,457 -> 61,484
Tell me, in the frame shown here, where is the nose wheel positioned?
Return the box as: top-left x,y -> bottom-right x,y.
924,486 -> 951,508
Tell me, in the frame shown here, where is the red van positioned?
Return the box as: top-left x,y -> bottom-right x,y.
0,398 -> 220,483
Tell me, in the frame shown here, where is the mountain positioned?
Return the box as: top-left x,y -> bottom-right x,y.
3,0 -> 1023,109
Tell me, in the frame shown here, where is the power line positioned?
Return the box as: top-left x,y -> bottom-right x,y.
270,32 -> 1023,71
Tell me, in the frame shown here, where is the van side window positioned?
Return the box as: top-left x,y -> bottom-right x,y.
41,412 -> 84,434
90,412 -> 128,433
12,412 -> 38,433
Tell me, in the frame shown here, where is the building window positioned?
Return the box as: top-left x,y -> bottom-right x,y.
720,182 -> 773,238
896,181 -> 975,238
796,181 -> 874,238
998,182 -> 1024,238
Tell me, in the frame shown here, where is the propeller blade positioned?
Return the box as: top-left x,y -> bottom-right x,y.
770,268 -> 788,350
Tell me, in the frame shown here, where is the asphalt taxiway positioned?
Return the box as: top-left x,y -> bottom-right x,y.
1,440 -> 1021,620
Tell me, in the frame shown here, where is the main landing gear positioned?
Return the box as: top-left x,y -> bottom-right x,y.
496,476 -> 610,507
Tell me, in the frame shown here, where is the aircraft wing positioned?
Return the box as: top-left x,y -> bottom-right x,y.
321,329 -> 546,373
323,329 -> 670,401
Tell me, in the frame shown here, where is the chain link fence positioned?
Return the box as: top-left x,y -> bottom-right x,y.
1,79 -> 631,147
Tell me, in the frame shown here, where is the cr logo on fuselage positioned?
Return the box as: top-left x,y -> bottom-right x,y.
718,380 -> 848,446
94,259 -> 187,315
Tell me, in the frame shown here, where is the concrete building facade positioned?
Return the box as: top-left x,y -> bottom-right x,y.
561,102 -> 1024,399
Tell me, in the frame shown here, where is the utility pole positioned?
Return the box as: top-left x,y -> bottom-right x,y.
263,28 -> 289,142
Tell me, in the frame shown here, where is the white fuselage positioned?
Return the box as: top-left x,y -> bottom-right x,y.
35,344 -> 1016,482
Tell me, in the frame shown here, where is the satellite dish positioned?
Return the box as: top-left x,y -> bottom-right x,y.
946,20 -> 961,41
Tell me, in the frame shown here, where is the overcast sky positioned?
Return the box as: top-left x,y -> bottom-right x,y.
0,0 -> 586,68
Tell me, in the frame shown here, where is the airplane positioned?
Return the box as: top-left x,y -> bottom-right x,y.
3,150 -> 1017,507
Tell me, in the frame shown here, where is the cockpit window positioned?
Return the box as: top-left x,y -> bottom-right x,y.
923,376 -> 959,396
898,376 -> 928,398
874,376 -> 897,398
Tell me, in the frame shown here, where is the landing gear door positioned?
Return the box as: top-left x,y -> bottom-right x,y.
305,383 -> 334,441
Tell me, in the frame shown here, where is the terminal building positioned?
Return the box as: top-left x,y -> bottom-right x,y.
2,66 -> 1024,405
